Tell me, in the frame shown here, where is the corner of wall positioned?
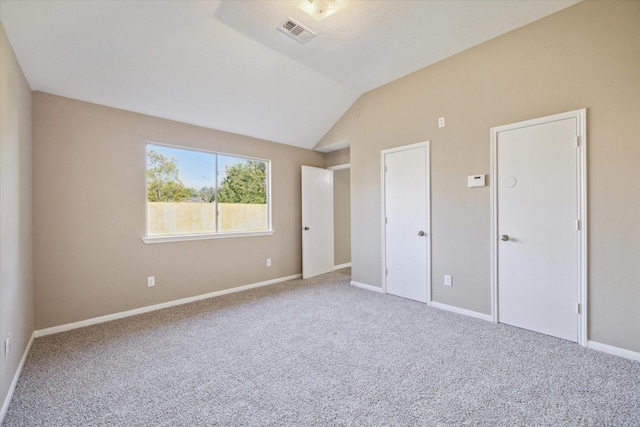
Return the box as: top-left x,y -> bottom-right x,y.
0,22 -> 35,420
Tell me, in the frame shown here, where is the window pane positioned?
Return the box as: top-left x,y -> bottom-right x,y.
146,144 -> 271,238
217,155 -> 269,233
147,144 -> 216,236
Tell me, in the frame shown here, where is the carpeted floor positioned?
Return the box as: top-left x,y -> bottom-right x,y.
3,271 -> 639,426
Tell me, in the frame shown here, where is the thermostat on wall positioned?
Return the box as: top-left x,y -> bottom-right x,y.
468,174 -> 486,188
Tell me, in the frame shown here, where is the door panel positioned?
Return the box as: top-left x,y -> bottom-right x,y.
384,145 -> 429,303
497,118 -> 578,341
302,166 -> 333,279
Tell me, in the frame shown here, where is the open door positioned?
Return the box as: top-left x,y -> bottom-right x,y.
301,166 -> 333,279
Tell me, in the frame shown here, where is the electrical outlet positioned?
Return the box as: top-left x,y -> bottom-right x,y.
5,333 -> 11,359
438,117 -> 446,128
147,276 -> 155,287
444,274 -> 452,287
266,258 -> 271,267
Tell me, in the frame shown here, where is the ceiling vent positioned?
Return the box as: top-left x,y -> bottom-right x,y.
277,18 -> 316,44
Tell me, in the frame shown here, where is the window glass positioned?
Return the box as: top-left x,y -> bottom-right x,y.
146,144 -> 270,237
217,155 -> 269,233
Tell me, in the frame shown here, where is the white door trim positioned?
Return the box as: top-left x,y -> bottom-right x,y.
490,109 -> 587,346
380,141 -> 431,303
327,163 -> 350,171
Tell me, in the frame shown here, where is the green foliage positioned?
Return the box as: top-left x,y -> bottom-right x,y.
218,161 -> 267,204
147,149 -> 267,205
147,150 -> 194,202
198,186 -> 216,203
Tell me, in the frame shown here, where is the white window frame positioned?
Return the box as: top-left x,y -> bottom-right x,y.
142,142 -> 273,244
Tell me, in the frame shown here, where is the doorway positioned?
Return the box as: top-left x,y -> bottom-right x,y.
328,164 -> 351,272
491,109 -> 587,345
381,142 -> 430,303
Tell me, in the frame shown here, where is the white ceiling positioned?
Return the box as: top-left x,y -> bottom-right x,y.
0,0 -> 579,150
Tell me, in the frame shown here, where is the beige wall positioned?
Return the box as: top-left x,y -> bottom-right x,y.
325,147 -> 350,168
333,168 -> 351,266
0,24 -> 34,409
317,1 -> 640,352
33,93 -> 325,329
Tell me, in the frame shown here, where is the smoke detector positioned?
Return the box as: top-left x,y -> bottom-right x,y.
277,18 -> 316,44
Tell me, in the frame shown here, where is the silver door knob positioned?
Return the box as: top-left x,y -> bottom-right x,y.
417,230 -> 425,236
304,226 -> 310,231
501,234 -> 509,241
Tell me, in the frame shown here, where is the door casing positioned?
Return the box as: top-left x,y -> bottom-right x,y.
490,109 -> 587,346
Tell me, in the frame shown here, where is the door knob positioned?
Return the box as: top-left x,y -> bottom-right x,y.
501,234 -> 509,241
304,226 -> 310,231
417,230 -> 425,236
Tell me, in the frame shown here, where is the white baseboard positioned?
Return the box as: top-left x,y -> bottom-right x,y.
1,332 -> 35,424
350,280 -> 383,293
588,340 -> 640,362
334,262 -> 351,270
429,301 -> 493,322
34,274 -> 301,338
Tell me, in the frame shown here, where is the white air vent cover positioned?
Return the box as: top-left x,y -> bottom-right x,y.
277,18 -> 316,44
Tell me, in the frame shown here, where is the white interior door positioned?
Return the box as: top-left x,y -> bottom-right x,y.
301,166 -> 333,279
495,115 -> 582,342
383,143 -> 429,303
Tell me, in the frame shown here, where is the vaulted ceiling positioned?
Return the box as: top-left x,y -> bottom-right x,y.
0,0 -> 579,149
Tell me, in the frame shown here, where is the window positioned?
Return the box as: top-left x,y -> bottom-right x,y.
144,143 -> 271,243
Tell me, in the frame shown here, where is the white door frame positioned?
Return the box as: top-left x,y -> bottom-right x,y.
490,109 -> 587,346
327,163 -> 350,172
380,141 -> 431,303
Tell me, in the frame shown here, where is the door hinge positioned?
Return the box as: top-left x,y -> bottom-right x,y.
576,219 -> 580,231
385,269 -> 388,276
575,136 -> 580,147
384,166 -> 388,173
576,302 -> 581,314
385,217 -> 388,224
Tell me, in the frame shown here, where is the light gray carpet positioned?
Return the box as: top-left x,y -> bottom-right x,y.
4,272 -> 639,426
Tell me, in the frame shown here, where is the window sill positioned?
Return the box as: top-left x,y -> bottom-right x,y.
142,230 -> 274,244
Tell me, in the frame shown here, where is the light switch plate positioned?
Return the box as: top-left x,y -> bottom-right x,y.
468,174 -> 486,187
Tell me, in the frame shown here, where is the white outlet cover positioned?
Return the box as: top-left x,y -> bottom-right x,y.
444,275 -> 452,286
147,276 -> 155,287
438,117 -> 446,128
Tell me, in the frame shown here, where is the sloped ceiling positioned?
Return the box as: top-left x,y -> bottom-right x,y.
0,0 -> 580,149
